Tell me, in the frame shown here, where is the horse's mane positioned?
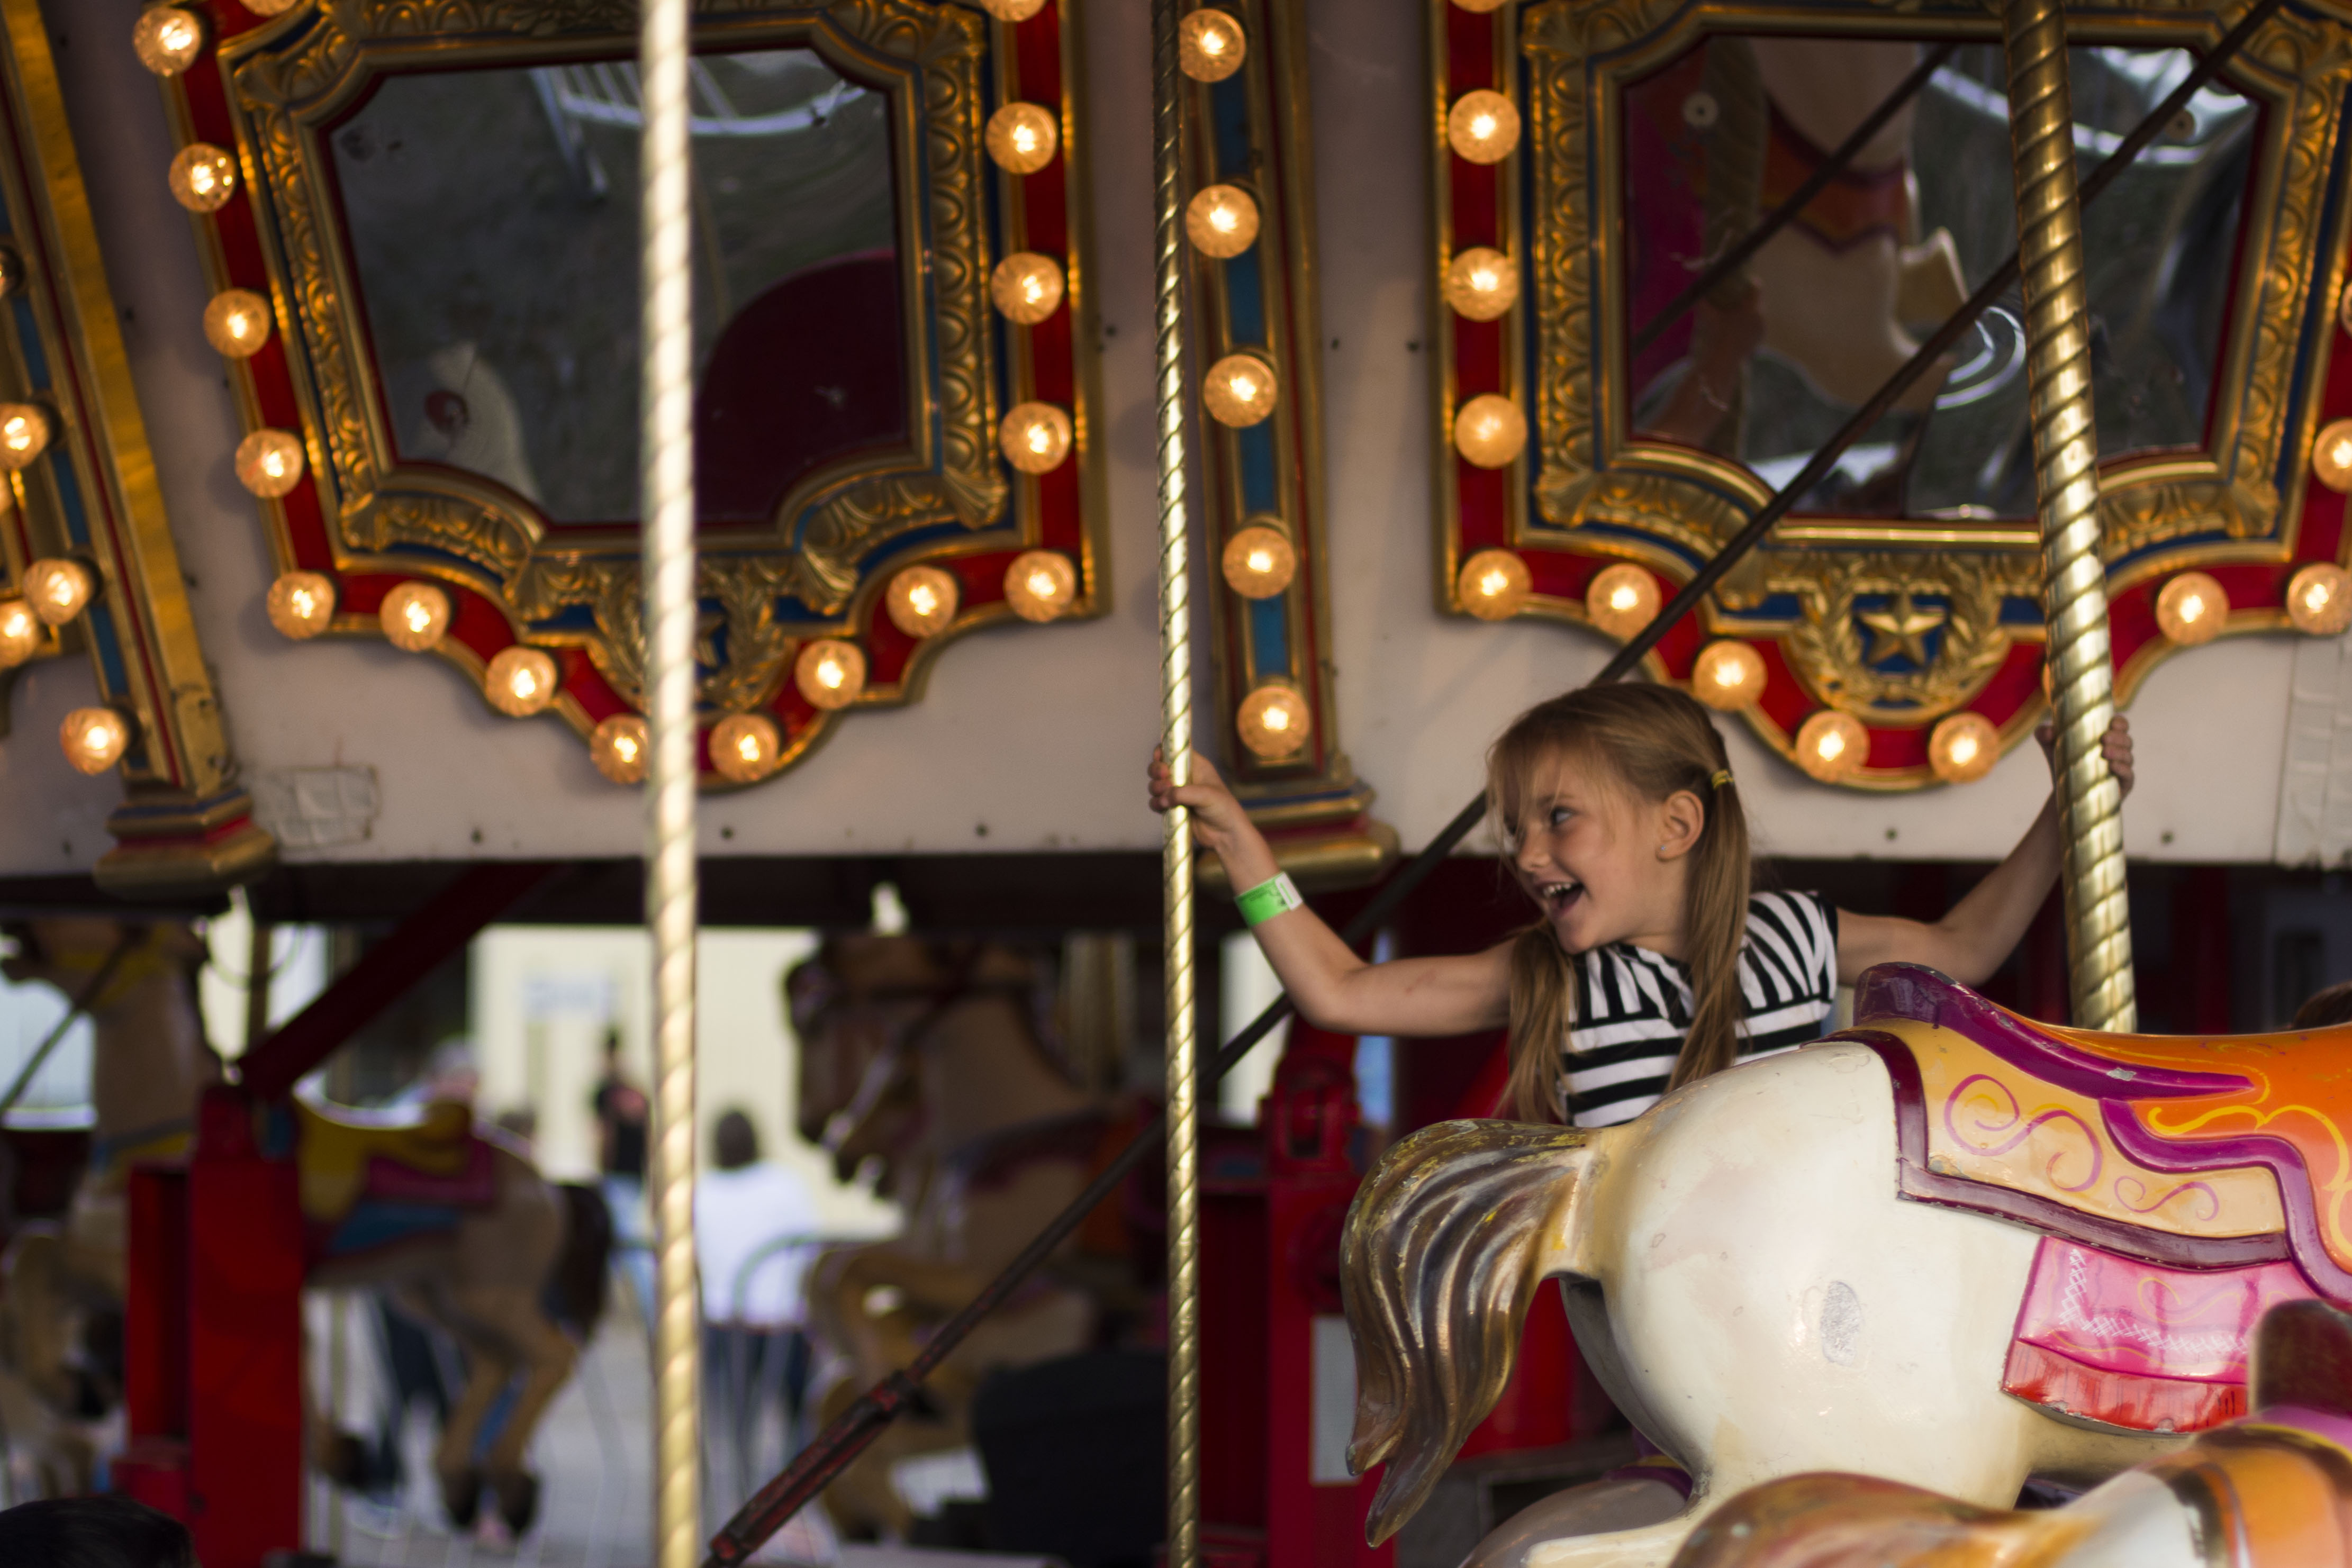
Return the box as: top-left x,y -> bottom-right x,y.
1341,1118 -> 1593,1544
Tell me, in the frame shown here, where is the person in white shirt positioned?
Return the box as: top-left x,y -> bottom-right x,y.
697,1108 -> 821,1491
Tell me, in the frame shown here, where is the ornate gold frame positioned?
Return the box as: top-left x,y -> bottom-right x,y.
1433,0 -> 2352,788
169,0 -> 1104,783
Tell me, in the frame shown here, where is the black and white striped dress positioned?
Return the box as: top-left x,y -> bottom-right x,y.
1558,890 -> 1840,1129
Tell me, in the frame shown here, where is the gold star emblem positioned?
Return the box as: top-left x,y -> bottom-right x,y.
1858,593 -> 1946,667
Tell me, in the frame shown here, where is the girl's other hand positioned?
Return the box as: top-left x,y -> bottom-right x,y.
1147,747 -> 1252,852
2036,714 -> 2134,799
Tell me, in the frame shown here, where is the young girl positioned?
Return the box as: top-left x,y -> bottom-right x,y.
1148,683 -> 2134,1127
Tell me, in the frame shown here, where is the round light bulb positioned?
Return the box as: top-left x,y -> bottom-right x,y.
1237,682 -> 1311,760
1444,247 -> 1519,322
167,143 -> 238,213
591,714 -> 649,784
1452,393 -> 1526,468
0,598 -> 38,667
0,404 -> 51,469
24,558 -> 94,626
241,0 -> 306,13
265,569 -> 334,639
132,7 -> 205,76
1179,10 -> 1247,81
2156,570 -> 2226,646
980,0 -> 1047,18
990,252 -> 1066,325
379,579 -> 451,652
1796,710 -> 1868,783
1184,185 -> 1261,259
1448,90 -> 1521,165
1450,0 -> 1509,10
1929,711 -> 2000,785
2316,420 -> 2352,493
235,429 -> 306,497
485,645 -> 558,717
1204,353 -> 1279,428
2289,562 -> 2352,636
711,712 -> 784,783
60,706 -> 131,775
203,289 -> 273,358
1585,563 -> 1659,639
887,565 -> 960,638
999,401 -> 1074,474
1691,640 -> 1766,711
795,638 -> 867,711
1455,548 -> 1530,621
985,104 -> 1060,175
1222,523 -> 1297,600
1005,549 -> 1077,622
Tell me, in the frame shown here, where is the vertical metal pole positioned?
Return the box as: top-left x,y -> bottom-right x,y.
1151,0 -> 1200,1563
641,0 -> 701,1559
2000,0 -> 2135,1030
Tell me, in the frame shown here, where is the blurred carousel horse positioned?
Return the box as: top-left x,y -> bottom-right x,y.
1345,963 -> 2352,1568
1671,1298 -> 2352,1567
0,918 -> 610,1537
790,935 -> 1144,1539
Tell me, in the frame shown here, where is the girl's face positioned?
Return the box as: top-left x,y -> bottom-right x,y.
1508,748 -> 1698,958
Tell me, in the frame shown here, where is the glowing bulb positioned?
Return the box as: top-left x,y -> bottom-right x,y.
0,404 -> 50,470
1221,524 -> 1296,599
1452,394 -> 1526,467
24,558 -> 94,626
1691,641 -> 1765,711
0,597 -> 40,666
2291,564 -> 2352,635
485,645 -> 558,717
1185,185 -> 1260,259
235,429 -> 306,497
1205,354 -> 1279,427
132,7 -> 204,76
1443,247 -> 1519,323
1005,549 -> 1078,622
1250,550 -> 1276,574
1237,682 -> 1310,760
592,714 -> 649,784
980,0 -> 1047,19
203,289 -> 273,358
999,402 -> 1073,473
168,144 -> 238,213
379,579 -> 451,652
1447,91 -> 1520,164
1456,549 -> 1529,621
60,706 -> 130,774
2317,420 -> 2352,493
266,569 -> 335,639
887,565 -> 960,638
1179,11 -> 1247,81
986,104 -> 1059,174
794,639 -> 866,710
1930,711 -> 2000,785
2156,571 -> 2226,646
1817,730 -> 1844,760
711,712 -> 784,782
1795,711 -> 1868,783
1585,564 -> 1659,639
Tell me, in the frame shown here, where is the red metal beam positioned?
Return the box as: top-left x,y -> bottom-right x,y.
235,860 -> 558,1100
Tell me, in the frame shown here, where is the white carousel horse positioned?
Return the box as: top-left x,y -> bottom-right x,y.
790,935 -> 1141,1538
1343,964 -> 2352,1568
0,918 -> 609,1537
1670,1297 -> 2352,1566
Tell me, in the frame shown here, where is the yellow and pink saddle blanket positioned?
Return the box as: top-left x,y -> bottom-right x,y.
251,1095 -> 503,1263
1844,965 -> 2352,1435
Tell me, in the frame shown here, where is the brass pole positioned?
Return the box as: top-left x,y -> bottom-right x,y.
2000,0 -> 2134,1030
641,0 -> 702,1557
1151,0 -> 1200,1562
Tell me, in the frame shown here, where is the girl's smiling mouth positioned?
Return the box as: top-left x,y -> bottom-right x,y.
1535,878 -> 1585,916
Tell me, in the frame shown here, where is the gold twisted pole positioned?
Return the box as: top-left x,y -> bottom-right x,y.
1151,0 -> 1200,1562
641,0 -> 701,1558
2001,0 -> 2135,1031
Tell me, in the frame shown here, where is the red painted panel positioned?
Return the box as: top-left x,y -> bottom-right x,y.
125,1167 -> 189,1443
188,1138 -> 303,1568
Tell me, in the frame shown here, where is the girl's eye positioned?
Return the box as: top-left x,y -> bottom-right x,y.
1549,806 -> 1572,827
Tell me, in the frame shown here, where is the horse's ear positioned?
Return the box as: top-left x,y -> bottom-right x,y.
2252,1299 -> 2352,1417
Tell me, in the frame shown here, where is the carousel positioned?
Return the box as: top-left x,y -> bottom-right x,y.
0,0 -> 2347,1563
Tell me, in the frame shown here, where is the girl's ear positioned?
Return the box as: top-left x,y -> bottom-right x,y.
1654,790 -> 1705,862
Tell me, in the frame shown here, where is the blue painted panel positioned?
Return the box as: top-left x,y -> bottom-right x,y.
1211,76 -> 1251,180
1249,593 -> 1289,678
82,602 -> 131,693
10,296 -> 44,388
1223,248 -> 1266,348
1237,421 -> 1277,514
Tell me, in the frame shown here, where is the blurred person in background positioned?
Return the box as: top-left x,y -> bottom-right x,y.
698,1107 -> 820,1494
592,1026 -> 655,1325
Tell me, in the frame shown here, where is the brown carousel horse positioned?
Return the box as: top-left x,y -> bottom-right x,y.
789,935 -> 1147,1538
0,918 -> 609,1536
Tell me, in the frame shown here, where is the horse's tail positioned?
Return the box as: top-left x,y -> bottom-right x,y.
1341,1119 -> 1600,1545
546,1182 -> 614,1339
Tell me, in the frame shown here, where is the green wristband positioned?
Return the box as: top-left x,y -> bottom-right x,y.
1236,872 -> 1303,928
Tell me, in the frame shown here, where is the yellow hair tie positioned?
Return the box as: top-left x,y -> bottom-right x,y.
1709,769 -> 1733,789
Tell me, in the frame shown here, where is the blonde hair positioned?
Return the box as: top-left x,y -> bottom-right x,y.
1488,684 -> 1752,1121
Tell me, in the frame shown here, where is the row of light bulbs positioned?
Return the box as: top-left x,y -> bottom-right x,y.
1,559 -> 130,775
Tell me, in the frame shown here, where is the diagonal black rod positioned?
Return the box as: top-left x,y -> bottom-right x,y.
703,11 -> 2278,1558
1629,41 -> 1959,360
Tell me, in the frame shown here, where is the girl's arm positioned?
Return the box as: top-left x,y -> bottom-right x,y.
1836,717 -> 2134,986
1148,749 -> 1513,1037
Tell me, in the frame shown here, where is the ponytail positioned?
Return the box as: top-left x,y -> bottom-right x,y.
1488,684 -> 1754,1119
